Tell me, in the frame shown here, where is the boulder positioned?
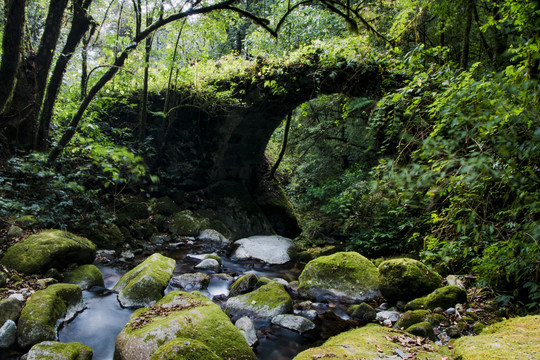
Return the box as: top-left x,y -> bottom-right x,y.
235,316 -> 258,347
347,302 -> 377,325
405,321 -> 435,340
118,202 -> 150,220
114,291 -> 256,360
149,338 -> 221,360
153,196 -> 181,216
169,210 -> 202,236
114,253 -> 176,308
298,252 -> 380,303
292,324 -> 452,359
195,258 -> 220,272
170,272 -> 210,291
225,282 -> 293,320
0,270 -> 6,287
453,315 -> 540,360
0,230 -> 96,274
81,224 -> 124,250
405,286 -> 467,311
229,273 -> 258,297
378,258 -> 442,303
0,320 -> 17,349
26,341 -> 93,360
7,225 -> 23,239
234,235 -> 295,264
12,215 -> 38,229
271,314 -> 315,333
17,283 -> 83,349
0,295 -> 24,326
394,310 -> 430,330
198,229 -> 230,247
64,264 -> 104,290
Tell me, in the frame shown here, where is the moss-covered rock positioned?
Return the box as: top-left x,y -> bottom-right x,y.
64,264 -> 104,290
0,230 -> 96,274
405,321 -> 435,340
114,253 -> 176,308
150,338 -> 221,360
131,221 -> 157,240
114,291 -> 256,360
296,245 -> 337,263
12,215 -> 39,229
347,302 -> 376,325
153,197 -> 181,216
378,258 -> 442,303
394,310 -> 430,330
81,224 -> 124,250
453,315 -> 540,359
0,271 -> 6,287
292,324 -> 452,360
118,202 -> 150,220
298,252 -> 380,303
26,341 -> 93,360
169,210 -> 202,237
229,273 -> 258,297
170,273 -> 210,291
225,281 -> 293,320
17,283 -> 83,349
0,296 -> 24,326
405,286 -> 467,311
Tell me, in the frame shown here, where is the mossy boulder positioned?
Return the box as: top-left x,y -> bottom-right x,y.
114,253 -> 176,308
347,302 -> 376,325
0,271 -> 6,287
118,202 -> 150,220
292,323 -> 452,360
394,310 -> 430,330
453,315 -> 540,359
153,197 -> 181,216
298,252 -> 380,303
169,210 -> 202,237
0,296 -> 24,326
405,286 -> 467,311
81,224 -> 124,250
170,273 -> 210,291
12,215 -> 39,229
405,321 -> 435,340
229,273 -> 258,297
150,338 -> 221,360
17,283 -> 83,349
378,258 -> 442,303
64,264 -> 104,290
296,245 -> 337,263
26,341 -> 93,360
0,230 -> 96,274
114,291 -> 256,360
225,281 -> 293,320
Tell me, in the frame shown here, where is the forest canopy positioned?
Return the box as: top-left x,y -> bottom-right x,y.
0,0 -> 539,309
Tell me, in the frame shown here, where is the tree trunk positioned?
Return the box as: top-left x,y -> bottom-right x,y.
460,0 -> 473,69
138,9 -> 153,143
81,23 -> 97,99
269,112 -> 292,179
0,0 -> 27,114
36,0 -> 93,151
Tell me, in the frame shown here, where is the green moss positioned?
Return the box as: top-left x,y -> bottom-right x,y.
229,273 -> 258,297
472,322 -> 487,334
453,315 -> 540,360
225,281 -> 293,319
0,230 -> 96,274
293,324 -> 452,360
405,286 -> 467,311
150,338 -> 222,360
27,341 -> 93,360
118,202 -> 150,220
405,321 -> 435,340
13,215 -> 39,229
394,310 -> 430,330
115,291 -> 256,360
114,253 -> 176,307
64,264 -> 104,290
296,246 -> 337,263
204,254 -> 222,265
18,284 -> 82,349
347,302 -> 376,324
298,251 -> 379,302
169,210 -> 201,236
378,258 -> 442,303
0,271 -> 6,287
82,224 -> 124,250
153,197 -> 181,216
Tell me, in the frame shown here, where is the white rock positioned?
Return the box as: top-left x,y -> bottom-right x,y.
234,235 -> 294,264
271,314 -> 315,333
195,258 -> 220,272
376,311 -> 400,323
0,320 -> 17,348
198,229 -> 230,246
235,316 -> 258,347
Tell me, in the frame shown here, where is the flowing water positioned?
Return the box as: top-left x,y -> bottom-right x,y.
57,241 -> 328,360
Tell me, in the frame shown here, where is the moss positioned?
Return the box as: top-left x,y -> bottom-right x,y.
27,341 -> 93,360
225,281 -> 293,319
114,253 -> 176,307
378,258 -> 442,303
296,245 -> 337,263
347,302 -> 376,324
394,310 -> 430,330
405,321 -> 435,341
82,224 -> 124,250
13,215 -> 39,229
229,273 -> 258,297
453,315 -> 540,360
405,286 -> 467,311
426,313 -> 447,327
0,230 -> 96,274
0,271 -> 6,287
115,291 -> 256,360
204,254 -> 222,265
18,284 -> 83,349
293,324 -> 452,360
472,322 -> 487,334
298,251 -> 380,303
64,264 -> 104,290
169,210 -> 201,236
150,338 -> 222,360
118,202 -> 150,220
153,197 -> 181,216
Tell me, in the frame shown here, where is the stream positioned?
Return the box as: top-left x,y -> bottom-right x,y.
58,241 -> 326,360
